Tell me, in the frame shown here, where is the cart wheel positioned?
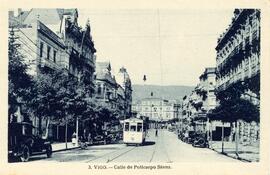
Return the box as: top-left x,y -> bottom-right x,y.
46,145 -> 52,158
20,145 -> 30,162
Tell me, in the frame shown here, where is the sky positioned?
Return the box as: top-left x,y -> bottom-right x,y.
77,9 -> 233,86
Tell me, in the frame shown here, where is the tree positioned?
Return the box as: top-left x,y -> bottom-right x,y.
209,84 -> 260,157
29,69 -> 82,137
8,27 -> 34,122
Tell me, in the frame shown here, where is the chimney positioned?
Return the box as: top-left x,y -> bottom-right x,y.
8,11 -> 14,19
18,8 -> 22,16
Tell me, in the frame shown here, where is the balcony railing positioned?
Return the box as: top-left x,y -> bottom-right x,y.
39,58 -> 61,70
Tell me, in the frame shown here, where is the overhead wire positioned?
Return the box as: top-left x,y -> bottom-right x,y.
14,29 -> 63,69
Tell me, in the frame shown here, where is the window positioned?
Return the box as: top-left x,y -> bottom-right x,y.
97,85 -> 102,94
40,42 -> 44,57
22,125 -> 32,136
137,123 -> 142,132
125,122 -> 129,131
130,125 -> 136,132
47,46 -> 51,60
53,50 -> 57,63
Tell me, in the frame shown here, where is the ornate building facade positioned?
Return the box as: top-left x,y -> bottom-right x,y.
115,67 -> 133,117
215,9 -> 260,143
132,98 -> 180,122
11,8 -> 97,95
216,9 -> 260,99
180,67 -> 217,133
95,62 -> 118,110
8,8 -> 97,140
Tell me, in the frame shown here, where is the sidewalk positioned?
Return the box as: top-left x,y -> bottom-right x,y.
209,141 -> 259,162
51,142 -> 79,152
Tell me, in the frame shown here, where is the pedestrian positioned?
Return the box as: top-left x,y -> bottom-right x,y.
72,132 -> 76,146
155,128 -> 158,137
88,133 -> 92,143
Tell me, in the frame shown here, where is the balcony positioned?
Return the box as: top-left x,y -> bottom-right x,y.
39,58 -> 61,71
70,48 -> 95,68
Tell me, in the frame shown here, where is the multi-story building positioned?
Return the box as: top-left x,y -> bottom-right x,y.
115,67 -> 132,117
95,62 -> 118,110
215,9 -> 260,142
9,11 -> 69,76
198,67 -> 217,112
11,8 -> 97,95
9,11 -> 70,136
132,98 -> 179,122
95,62 -> 132,120
216,9 -> 260,99
180,68 -> 217,133
116,85 -> 126,118
8,8 -> 97,141
61,12 -> 96,95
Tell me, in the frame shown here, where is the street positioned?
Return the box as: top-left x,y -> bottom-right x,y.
28,129 -> 239,163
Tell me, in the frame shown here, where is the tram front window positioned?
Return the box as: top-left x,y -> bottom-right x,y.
130,125 -> 136,132
125,123 -> 129,131
137,123 -> 142,132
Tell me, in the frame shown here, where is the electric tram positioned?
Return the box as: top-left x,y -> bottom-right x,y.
123,117 -> 147,145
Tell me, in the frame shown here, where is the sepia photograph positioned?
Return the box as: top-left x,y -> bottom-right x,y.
6,7 -> 261,165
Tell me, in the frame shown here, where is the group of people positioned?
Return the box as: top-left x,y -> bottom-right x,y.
72,130 -> 92,145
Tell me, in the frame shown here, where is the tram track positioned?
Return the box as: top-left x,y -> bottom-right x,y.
161,130 -> 172,163
161,131 -> 172,163
86,130 -> 166,163
149,129 -> 172,163
85,144 -> 138,163
149,134 -> 158,162
106,146 -> 137,163
149,143 -> 157,162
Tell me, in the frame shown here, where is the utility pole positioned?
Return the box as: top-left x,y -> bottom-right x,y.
65,113 -> 68,149
74,19 -> 89,147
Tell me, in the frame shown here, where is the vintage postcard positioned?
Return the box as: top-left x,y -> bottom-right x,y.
0,0 -> 270,175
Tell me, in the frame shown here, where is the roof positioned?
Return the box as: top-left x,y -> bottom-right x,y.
56,8 -> 77,19
17,10 -> 30,22
141,97 -> 163,101
38,20 -> 65,48
124,117 -> 144,122
9,10 -> 30,27
96,62 -> 111,71
96,61 -> 116,84
96,73 -> 116,84
199,67 -> 216,80
15,8 -> 77,27
9,16 -> 20,27
205,67 -> 216,74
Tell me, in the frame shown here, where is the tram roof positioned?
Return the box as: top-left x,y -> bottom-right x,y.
124,117 -> 144,122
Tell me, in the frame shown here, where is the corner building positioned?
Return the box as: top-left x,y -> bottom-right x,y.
215,9 -> 260,143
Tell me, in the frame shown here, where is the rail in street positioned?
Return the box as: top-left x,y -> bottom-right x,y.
23,129 -> 240,163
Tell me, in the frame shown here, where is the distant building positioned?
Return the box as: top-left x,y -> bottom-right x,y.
180,67 -> 217,132
115,67 -> 132,117
198,67 -> 217,112
132,98 -> 180,122
116,85 -> 126,118
95,62 -> 118,110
